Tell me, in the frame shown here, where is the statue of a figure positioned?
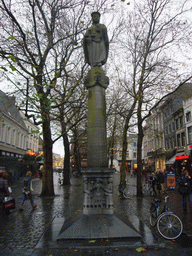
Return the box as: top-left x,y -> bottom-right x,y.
83,11 -> 109,67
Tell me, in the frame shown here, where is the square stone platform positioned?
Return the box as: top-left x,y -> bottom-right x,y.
57,214 -> 141,240
35,214 -> 165,250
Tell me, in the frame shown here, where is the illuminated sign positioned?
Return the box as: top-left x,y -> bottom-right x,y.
189,145 -> 192,148
175,154 -> 189,160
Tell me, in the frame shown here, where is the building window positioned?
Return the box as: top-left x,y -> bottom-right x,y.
0,123 -> 5,142
133,152 -> 137,158
186,111 -> 191,122
170,138 -> 173,149
169,124 -> 171,133
180,116 -> 183,128
188,126 -> 192,144
177,133 -> 181,147
6,126 -> 11,144
172,122 -> 175,131
166,141 -> 169,150
176,119 -> 179,130
181,132 -> 185,146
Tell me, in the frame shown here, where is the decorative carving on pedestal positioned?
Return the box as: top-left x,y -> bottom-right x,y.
82,169 -> 114,215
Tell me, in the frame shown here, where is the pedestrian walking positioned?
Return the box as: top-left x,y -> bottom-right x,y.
178,170 -> 191,213
19,171 -> 37,211
0,171 -> 10,214
149,172 -> 157,196
157,169 -> 166,194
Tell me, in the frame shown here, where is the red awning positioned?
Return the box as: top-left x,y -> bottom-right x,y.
175,153 -> 189,160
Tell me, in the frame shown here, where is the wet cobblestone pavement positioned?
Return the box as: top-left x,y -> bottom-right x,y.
0,173 -> 192,255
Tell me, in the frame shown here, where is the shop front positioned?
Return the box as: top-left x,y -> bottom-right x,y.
174,150 -> 192,177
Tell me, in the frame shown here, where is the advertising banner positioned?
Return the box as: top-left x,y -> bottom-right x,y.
166,171 -> 176,189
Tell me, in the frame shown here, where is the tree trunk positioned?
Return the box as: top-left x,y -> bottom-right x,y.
120,98 -> 137,186
40,110 -> 54,196
63,128 -> 71,185
121,126 -> 127,186
74,140 -> 81,175
110,147 -> 114,169
36,75 -> 54,197
109,116 -> 116,169
137,92 -> 144,196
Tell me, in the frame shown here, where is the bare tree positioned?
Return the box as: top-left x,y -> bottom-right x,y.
0,0 -> 91,196
111,0 -> 192,196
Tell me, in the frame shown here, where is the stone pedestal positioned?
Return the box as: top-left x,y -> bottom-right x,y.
82,168 -> 114,215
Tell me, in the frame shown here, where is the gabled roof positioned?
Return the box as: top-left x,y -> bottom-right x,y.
0,90 -> 26,128
174,83 -> 192,99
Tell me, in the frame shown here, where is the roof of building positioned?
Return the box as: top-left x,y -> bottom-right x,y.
174,83 -> 192,99
0,90 -> 26,128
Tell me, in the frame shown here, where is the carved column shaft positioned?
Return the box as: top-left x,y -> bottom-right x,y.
85,67 -> 109,168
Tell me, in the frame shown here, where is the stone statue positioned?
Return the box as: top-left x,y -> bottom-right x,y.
83,11 -> 109,67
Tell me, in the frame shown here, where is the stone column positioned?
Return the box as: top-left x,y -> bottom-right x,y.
85,68 -> 109,168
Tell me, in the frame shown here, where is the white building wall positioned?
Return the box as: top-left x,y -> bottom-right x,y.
0,113 -> 28,155
183,96 -> 192,147
20,112 -> 39,153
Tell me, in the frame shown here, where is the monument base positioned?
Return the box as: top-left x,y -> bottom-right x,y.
57,214 -> 141,240
82,168 -> 115,215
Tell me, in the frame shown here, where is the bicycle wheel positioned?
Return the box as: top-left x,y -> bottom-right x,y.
123,187 -> 133,199
157,213 -> 183,240
149,203 -> 158,227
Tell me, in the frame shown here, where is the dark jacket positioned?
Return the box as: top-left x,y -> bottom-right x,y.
149,176 -> 156,186
178,175 -> 191,194
157,172 -> 165,184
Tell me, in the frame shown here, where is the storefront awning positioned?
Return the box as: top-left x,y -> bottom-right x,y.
175,152 -> 190,160
165,156 -> 175,165
166,152 -> 190,165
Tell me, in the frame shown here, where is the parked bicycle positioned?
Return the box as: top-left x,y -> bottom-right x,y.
149,196 -> 183,240
117,179 -> 133,199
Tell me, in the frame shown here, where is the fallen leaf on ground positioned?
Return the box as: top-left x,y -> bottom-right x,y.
88,240 -> 96,243
136,247 -> 147,252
